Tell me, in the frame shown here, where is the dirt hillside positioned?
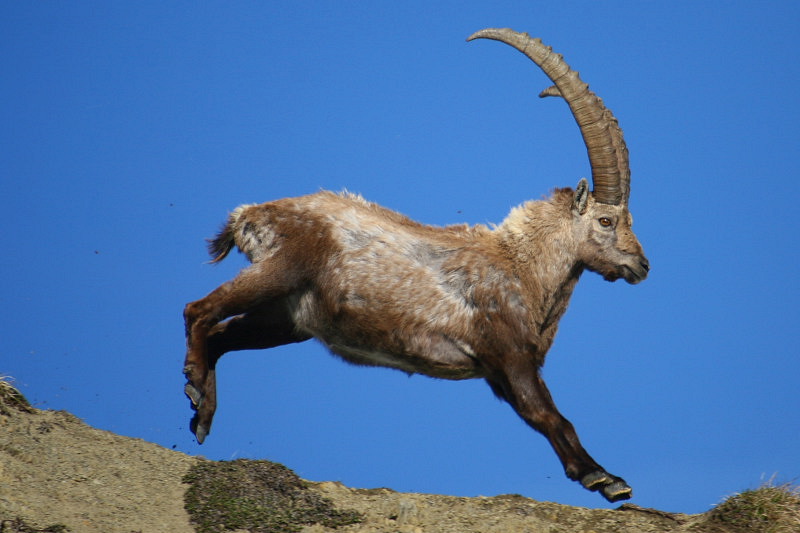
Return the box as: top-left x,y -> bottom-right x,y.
0,380 -> 795,533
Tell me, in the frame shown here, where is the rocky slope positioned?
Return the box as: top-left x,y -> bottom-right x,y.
0,380 -> 795,533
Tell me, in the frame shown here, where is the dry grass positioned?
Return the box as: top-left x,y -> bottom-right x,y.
0,379 -> 70,533
706,480 -> 800,533
0,376 -> 33,415
0,517 -> 70,532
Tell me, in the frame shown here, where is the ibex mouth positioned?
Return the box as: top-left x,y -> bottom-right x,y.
621,259 -> 650,284
599,259 -> 649,284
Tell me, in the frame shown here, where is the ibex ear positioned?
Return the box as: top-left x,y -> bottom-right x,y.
574,178 -> 589,215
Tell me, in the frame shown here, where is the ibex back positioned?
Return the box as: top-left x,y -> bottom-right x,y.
183,28 -> 649,503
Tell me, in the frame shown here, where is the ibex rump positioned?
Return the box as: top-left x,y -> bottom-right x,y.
183,28 -> 649,503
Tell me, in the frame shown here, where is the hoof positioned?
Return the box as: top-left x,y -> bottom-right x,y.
190,415 -> 209,444
184,383 -> 203,408
601,480 -> 633,502
195,423 -> 209,444
580,471 -> 632,503
581,470 -> 611,490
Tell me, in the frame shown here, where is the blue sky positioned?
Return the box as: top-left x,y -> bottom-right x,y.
2,1 -> 798,515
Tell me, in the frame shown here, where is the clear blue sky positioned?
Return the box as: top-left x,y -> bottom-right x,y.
2,2 -> 798,515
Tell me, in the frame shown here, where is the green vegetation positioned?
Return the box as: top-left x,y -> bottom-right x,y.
707,480 -> 800,533
183,459 -> 362,533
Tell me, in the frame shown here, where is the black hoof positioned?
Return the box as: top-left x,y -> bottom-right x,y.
580,471 -> 632,503
601,480 -> 632,502
581,470 -> 611,490
189,415 -> 209,444
195,424 -> 208,444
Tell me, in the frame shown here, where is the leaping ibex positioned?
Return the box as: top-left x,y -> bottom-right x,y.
183,28 -> 649,502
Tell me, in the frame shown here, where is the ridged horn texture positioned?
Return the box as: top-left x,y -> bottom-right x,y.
467,28 -> 630,206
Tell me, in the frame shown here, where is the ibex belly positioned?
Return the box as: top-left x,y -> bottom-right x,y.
287,288 -> 484,379
285,222 -> 486,379
326,339 -> 484,380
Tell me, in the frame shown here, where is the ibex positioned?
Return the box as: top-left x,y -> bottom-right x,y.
183,28 -> 649,502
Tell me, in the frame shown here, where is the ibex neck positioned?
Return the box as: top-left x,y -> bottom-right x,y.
496,193 -> 583,341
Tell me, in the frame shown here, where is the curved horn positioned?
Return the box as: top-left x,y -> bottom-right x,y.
467,28 -> 630,205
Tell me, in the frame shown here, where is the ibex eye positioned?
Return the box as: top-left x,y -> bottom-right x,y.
599,217 -> 613,227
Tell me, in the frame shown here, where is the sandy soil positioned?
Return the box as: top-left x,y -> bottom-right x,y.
0,381 -> 752,533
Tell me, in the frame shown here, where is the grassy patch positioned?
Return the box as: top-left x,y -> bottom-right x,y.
706,480 -> 800,533
0,518 -> 70,532
183,459 -> 362,533
0,377 -> 34,415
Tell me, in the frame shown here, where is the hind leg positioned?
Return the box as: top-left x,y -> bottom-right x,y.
183,262 -> 301,433
188,304 -> 311,443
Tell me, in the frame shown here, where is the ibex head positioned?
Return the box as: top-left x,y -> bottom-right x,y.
571,178 -> 649,284
469,28 -> 649,285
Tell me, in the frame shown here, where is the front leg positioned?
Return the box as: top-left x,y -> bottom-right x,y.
486,361 -> 632,503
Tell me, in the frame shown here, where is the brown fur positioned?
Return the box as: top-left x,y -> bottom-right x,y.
183,187 -> 648,503
183,28 -> 650,504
